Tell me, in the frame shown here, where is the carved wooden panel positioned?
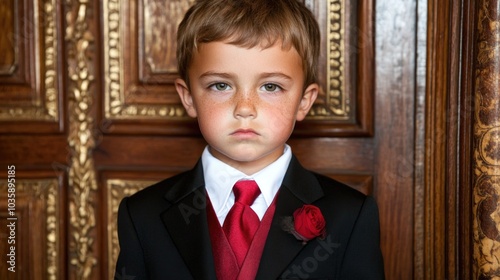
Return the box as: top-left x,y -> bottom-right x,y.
0,178 -> 62,280
0,0 -> 63,132
101,0 -> 373,136
294,0 -> 374,136
101,170 -> 180,280
103,0 -> 195,123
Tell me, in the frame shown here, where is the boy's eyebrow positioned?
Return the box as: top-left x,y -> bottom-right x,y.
259,72 -> 293,80
199,71 -> 293,80
199,72 -> 235,80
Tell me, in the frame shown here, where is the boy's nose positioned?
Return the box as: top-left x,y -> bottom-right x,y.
233,93 -> 257,119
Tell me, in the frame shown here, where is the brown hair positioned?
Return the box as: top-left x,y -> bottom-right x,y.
176,0 -> 320,87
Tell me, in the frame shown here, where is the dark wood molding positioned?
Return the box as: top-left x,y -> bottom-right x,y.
423,0 -> 451,278
424,0 -> 475,279
450,0 -> 475,279
456,0 -> 475,278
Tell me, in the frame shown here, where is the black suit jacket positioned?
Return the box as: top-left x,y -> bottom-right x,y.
115,156 -> 385,279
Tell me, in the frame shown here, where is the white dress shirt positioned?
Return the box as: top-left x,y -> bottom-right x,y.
202,145 -> 292,226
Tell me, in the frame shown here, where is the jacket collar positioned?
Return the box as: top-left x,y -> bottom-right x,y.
281,155 -> 324,203
163,160 -> 205,204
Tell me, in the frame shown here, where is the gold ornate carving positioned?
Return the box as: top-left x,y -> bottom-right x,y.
309,0 -> 348,120
42,0 -> 60,120
0,179 -> 60,279
107,179 -> 154,280
0,0 -> 60,121
103,0 -> 349,120
65,0 -> 98,278
473,0 -> 500,278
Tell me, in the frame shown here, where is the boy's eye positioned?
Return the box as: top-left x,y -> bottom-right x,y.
210,83 -> 231,91
261,83 -> 282,92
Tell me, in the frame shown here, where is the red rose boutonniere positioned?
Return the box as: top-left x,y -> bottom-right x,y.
282,205 -> 327,244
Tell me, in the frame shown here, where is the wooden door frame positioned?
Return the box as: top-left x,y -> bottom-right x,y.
421,0 -> 474,278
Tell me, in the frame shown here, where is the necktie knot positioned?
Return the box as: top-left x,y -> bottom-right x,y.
233,180 -> 260,206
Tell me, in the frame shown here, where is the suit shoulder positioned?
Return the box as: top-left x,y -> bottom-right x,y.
312,172 -> 367,201
310,171 -> 377,223
125,171 -> 189,207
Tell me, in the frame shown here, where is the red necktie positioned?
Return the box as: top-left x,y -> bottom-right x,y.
223,180 -> 261,267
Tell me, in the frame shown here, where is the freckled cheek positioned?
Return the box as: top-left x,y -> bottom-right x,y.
264,109 -> 296,134
203,110 -> 225,122
196,99 -> 228,118
196,108 -> 227,132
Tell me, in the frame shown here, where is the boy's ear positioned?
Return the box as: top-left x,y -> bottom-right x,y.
175,78 -> 198,118
296,83 -> 319,121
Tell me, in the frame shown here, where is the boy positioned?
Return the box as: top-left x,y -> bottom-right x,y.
115,0 -> 384,279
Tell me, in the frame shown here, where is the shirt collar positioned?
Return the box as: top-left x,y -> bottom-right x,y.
202,145 -> 292,215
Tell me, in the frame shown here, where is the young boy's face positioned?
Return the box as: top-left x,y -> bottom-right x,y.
176,41 -> 318,174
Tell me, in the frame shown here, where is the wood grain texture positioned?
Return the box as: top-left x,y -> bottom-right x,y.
375,0 -> 416,278
0,0 -> 16,75
428,0 -> 476,279
421,0 -> 449,278
142,0 -> 195,74
456,0 -> 475,278
412,0 -> 476,279
0,136 -> 68,166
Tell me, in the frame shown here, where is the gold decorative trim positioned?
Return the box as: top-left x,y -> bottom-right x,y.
103,0 -> 124,118
0,0 -> 60,121
103,0 -> 348,120
65,0 -> 98,278
0,179 -> 59,279
472,0 -> 500,278
107,179 -> 155,280
43,0 -> 60,120
309,0 -> 348,120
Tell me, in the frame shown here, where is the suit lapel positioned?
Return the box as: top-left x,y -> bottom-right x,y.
255,156 -> 324,279
160,161 -> 217,280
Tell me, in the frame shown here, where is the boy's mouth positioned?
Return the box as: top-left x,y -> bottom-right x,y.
231,129 -> 260,138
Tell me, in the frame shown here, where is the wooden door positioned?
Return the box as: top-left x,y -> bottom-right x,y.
0,0 -> 467,279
